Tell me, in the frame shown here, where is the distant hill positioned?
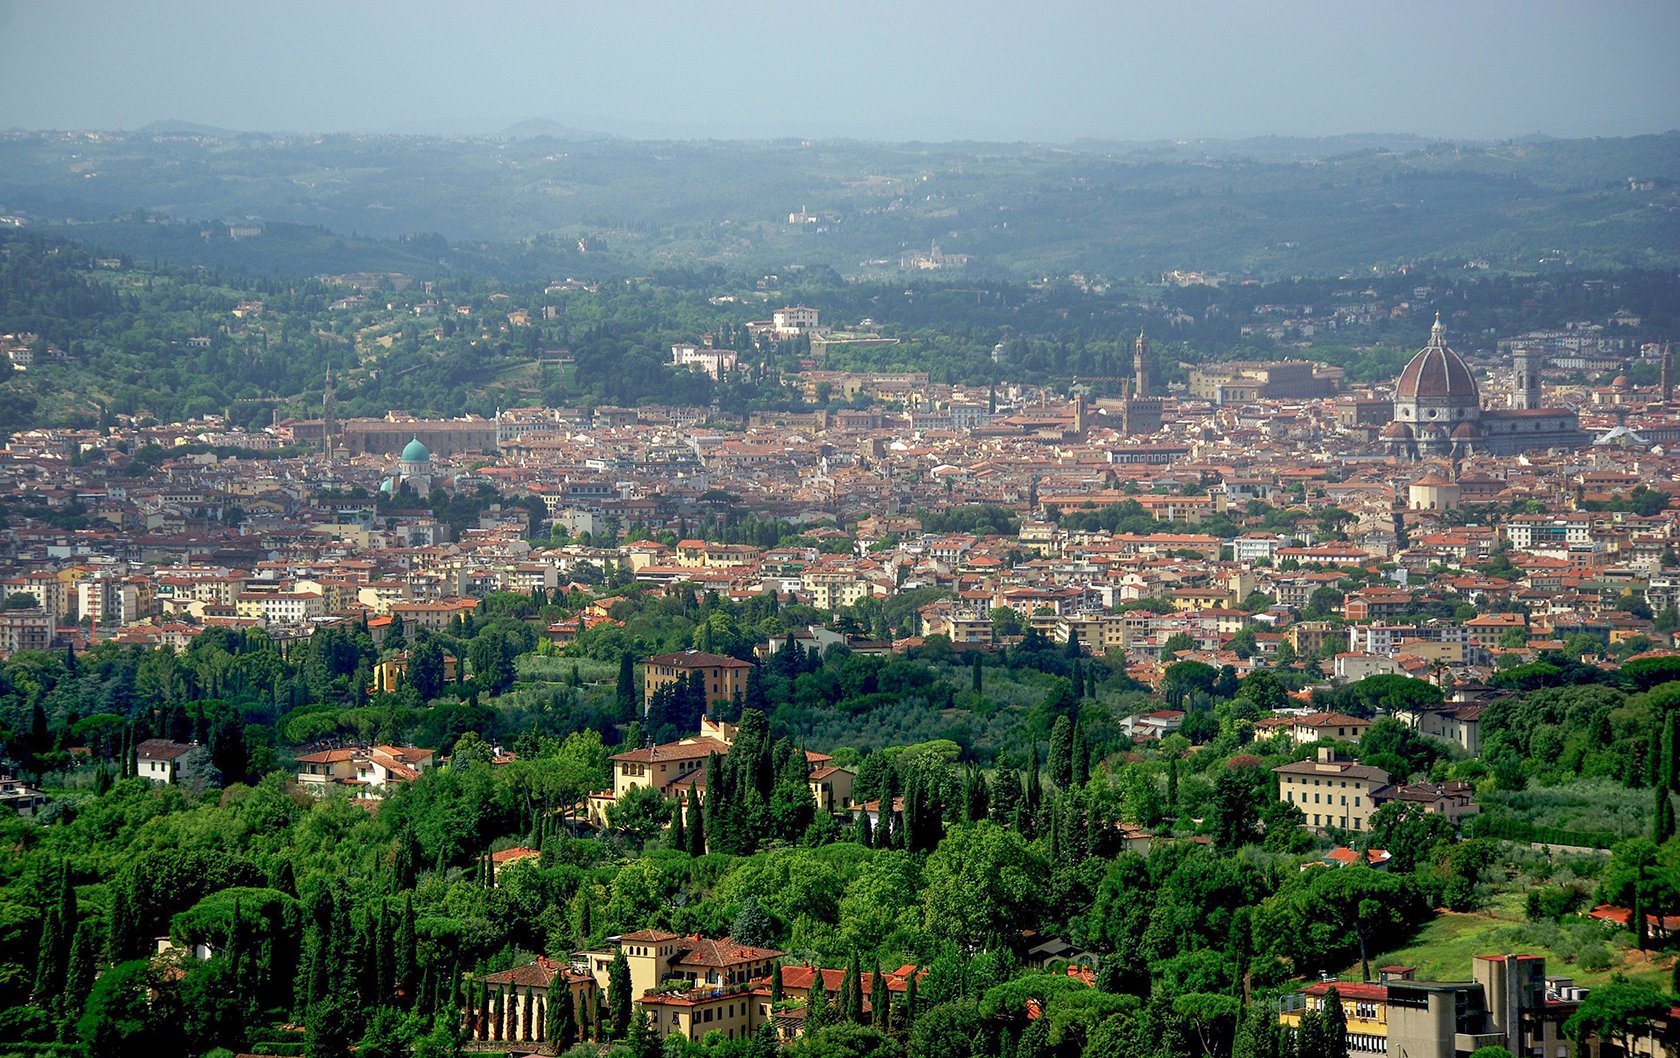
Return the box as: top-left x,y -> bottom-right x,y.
0,129 -> 1674,279
497,118 -> 617,141
132,118 -> 252,138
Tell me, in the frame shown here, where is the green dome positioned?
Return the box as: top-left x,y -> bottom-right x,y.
399,437 -> 430,463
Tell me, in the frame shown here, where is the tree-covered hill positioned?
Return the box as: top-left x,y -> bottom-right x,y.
1,130 -> 1675,279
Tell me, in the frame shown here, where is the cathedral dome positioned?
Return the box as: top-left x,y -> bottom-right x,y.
400,437 -> 430,463
1395,315 -> 1479,408
1380,421 -> 1413,440
1450,421 -> 1482,439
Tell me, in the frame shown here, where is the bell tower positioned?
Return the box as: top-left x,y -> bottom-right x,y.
1133,328 -> 1153,399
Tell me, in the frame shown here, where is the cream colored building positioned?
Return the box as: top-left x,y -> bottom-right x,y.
1273,748 -> 1390,832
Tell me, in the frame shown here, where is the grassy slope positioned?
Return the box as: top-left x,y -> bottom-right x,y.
1352,890 -> 1673,991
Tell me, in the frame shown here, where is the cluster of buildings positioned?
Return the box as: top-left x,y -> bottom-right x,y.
468,928 -> 928,1047
0,315 -> 1675,690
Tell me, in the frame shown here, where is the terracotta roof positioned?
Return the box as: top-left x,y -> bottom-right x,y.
671,935 -> 783,968
477,955 -> 591,989
609,737 -> 730,765
644,651 -> 753,669
137,738 -> 195,761
1395,319 -> 1478,404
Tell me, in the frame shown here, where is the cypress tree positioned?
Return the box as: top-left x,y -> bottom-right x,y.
806,967 -> 830,1030
965,766 -> 990,823
616,651 -> 636,717
303,889 -> 333,1007
608,948 -> 632,1037
374,900 -> 394,1005
871,967 -> 888,1028
106,874 -> 138,962
837,961 -> 854,1026
627,1008 -> 655,1054
1667,711 -> 1679,791
396,894 -> 418,1005
1167,756 -> 1180,812
852,806 -> 872,847
971,652 -> 983,694
1048,716 -> 1073,788
33,862 -> 72,1002
901,968 -> 918,1031
227,896 -> 244,996
1234,1003 -> 1282,1058
704,752 -> 729,852
770,963 -> 783,1003
671,800 -> 686,850
844,951 -> 864,1023
62,918 -> 96,1026
547,985 -> 577,1048
1320,986 -> 1350,1058
523,987 -> 535,1041
1071,720 -> 1090,787
1657,787 -> 1676,844
572,886 -> 594,948
686,787 -> 706,856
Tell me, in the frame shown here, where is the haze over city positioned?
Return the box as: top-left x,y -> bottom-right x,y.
2,0 -> 1678,140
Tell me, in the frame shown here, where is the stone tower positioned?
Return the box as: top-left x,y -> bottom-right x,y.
1662,342 -> 1674,404
322,366 -> 336,457
1510,347 -> 1541,411
1133,328 -> 1153,399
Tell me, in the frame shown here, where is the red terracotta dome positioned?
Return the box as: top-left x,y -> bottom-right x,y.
1395,315 -> 1478,406
1380,421 -> 1414,440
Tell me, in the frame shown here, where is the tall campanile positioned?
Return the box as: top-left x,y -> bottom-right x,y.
1134,328 -> 1154,399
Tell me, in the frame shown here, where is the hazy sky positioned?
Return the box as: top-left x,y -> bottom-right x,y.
2,0 -> 1677,141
